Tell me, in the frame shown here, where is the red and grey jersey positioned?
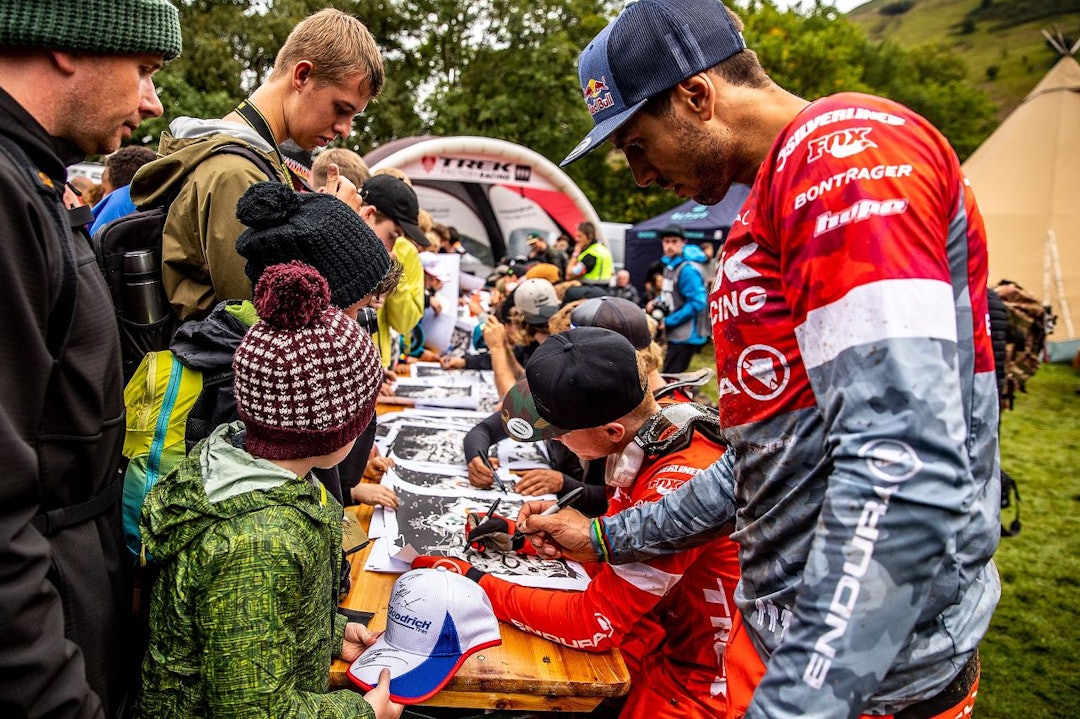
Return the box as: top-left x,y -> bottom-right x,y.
602,93 -> 1000,717
481,434 -> 738,719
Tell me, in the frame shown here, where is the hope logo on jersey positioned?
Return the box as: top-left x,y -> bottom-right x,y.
814,197 -> 909,237
857,439 -> 923,483
807,127 -> 877,163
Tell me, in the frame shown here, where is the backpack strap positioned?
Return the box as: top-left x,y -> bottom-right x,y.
0,134 -> 122,535
66,201 -> 94,229
213,143 -> 284,184
32,479 -> 124,536
0,134 -> 77,359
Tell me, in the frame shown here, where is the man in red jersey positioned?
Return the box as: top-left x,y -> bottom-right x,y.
415,327 -> 739,719
521,1 -> 1000,718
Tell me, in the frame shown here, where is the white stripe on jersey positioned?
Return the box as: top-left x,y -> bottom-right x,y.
610,562 -> 683,596
796,278 -> 957,370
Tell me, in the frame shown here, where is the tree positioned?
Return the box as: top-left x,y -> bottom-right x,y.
739,1 -> 997,159
135,0 -> 997,222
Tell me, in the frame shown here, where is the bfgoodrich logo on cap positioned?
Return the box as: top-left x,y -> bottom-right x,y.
348,568 -> 502,704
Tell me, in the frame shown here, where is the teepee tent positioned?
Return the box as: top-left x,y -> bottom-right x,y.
962,52 -> 1080,343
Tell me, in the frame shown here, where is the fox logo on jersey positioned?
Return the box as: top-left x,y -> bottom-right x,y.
807,127 -> 877,163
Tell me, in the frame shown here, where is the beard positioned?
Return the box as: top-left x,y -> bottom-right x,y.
672,117 -> 740,206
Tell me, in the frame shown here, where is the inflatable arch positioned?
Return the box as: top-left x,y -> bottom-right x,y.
365,136 -> 602,266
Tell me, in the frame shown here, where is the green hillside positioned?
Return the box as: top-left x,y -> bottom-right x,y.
848,0 -> 1080,117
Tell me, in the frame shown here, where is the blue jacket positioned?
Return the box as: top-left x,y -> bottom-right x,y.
660,243 -> 709,346
89,185 -> 138,236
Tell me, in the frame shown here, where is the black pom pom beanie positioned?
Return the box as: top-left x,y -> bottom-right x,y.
235,182 -> 392,311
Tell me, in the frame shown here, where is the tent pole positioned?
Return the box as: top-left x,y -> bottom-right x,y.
1046,229 -> 1075,337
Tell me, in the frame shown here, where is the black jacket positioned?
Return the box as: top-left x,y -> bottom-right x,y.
462,412 -> 608,517
0,88 -> 129,718
987,287 -> 1009,403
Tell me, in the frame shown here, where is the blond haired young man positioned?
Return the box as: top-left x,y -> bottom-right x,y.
132,8 -> 385,320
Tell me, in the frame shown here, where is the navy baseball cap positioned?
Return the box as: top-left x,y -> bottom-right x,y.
560,0 -> 747,166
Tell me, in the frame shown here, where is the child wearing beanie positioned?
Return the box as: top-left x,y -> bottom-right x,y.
164,181 -> 401,506
136,262 -> 399,719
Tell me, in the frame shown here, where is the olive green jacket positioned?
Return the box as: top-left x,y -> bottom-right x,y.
136,422 -> 373,719
130,116 -> 289,321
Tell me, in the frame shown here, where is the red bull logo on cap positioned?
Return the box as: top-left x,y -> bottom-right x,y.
582,77 -> 608,99
583,77 -> 614,116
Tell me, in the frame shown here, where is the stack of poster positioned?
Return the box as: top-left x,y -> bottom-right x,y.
367,408 -> 589,590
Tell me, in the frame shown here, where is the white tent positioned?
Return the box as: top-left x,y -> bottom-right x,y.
962,54 -> 1080,342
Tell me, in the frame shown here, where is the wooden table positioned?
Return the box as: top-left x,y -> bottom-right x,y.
330,505 -> 631,711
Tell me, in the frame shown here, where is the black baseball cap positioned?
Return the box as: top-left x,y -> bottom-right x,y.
360,175 -> 430,247
571,296 -> 652,350
560,284 -> 606,306
501,327 -> 646,442
660,224 -> 685,240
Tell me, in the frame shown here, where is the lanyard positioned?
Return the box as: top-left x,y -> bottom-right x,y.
233,100 -> 296,187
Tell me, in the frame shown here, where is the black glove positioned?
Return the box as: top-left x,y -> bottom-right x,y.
466,511 -> 535,555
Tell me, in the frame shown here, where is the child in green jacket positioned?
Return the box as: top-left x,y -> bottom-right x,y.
137,262 -> 401,719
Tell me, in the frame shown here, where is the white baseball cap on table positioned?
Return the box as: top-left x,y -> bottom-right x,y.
348,568 -> 502,704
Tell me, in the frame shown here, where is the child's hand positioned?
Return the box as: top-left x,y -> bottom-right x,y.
379,370 -> 396,397
364,668 -> 403,719
319,163 -> 363,213
440,356 -> 465,370
351,483 -> 398,510
362,454 -> 394,482
482,315 -> 508,350
514,469 -> 564,496
341,622 -> 382,663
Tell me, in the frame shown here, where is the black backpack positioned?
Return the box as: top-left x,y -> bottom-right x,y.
91,144 -> 280,380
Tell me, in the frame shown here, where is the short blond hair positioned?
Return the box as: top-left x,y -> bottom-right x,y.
271,9 -> 384,97
311,147 -> 371,189
417,208 -> 434,234
625,356 -> 659,423
639,341 -> 664,374
372,166 -> 412,186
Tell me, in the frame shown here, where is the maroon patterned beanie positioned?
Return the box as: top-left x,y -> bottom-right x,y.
234,262 -> 383,460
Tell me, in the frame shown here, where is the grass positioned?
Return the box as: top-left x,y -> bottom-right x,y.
980,362 -> 1080,717
848,0 -> 1080,118
689,348 -> 1080,715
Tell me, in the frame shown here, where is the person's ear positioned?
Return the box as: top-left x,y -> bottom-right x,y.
604,422 -> 628,445
50,50 -> 80,75
358,203 -> 377,224
292,60 -> 315,91
675,73 -> 715,121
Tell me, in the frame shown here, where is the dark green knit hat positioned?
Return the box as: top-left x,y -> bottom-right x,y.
0,0 -> 182,60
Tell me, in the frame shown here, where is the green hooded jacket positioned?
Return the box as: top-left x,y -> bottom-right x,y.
136,422 -> 374,719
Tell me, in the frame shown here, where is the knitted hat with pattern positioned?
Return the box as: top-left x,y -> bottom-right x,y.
236,182 -> 392,311
0,0 -> 182,60
234,262 -> 383,460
